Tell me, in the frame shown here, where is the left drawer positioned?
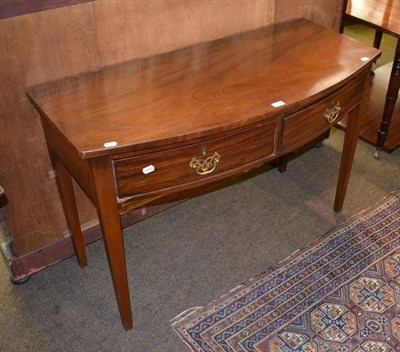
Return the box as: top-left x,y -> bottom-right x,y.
113,121 -> 277,199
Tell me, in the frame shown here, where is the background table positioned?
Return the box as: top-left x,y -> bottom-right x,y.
344,0 -> 400,156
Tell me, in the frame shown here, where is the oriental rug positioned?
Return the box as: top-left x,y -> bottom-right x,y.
172,191 -> 400,351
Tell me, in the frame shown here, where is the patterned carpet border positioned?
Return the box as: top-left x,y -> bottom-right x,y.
171,191 -> 400,351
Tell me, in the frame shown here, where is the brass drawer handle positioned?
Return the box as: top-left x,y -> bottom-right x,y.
324,101 -> 341,123
190,152 -> 220,175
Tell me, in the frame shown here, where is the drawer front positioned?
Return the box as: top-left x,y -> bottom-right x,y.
283,72 -> 366,152
113,122 -> 276,199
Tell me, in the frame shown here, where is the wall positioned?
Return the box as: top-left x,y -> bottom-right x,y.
0,0 -> 343,278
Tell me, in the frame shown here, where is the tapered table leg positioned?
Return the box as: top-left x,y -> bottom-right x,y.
334,103 -> 363,212
54,156 -> 87,267
90,157 -> 133,331
376,39 -> 400,156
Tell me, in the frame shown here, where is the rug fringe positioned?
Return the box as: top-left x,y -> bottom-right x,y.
171,306 -> 201,325
229,283 -> 245,293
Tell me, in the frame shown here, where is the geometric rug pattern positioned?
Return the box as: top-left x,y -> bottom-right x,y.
172,191 -> 400,351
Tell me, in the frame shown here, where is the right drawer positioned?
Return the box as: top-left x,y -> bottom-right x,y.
282,72 -> 366,153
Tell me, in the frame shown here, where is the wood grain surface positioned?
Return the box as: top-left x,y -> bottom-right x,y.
283,70 -> 367,152
347,0 -> 400,37
113,122 -> 277,199
29,19 -> 377,160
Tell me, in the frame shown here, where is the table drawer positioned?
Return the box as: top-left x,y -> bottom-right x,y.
113,122 -> 277,199
283,72 -> 366,152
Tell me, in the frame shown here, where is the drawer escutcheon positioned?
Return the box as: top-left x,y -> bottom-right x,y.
190,152 -> 220,175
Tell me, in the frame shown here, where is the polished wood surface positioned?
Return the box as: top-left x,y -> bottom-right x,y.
90,157 -> 133,331
0,0 -> 344,279
52,157 -> 87,267
346,0 -> 400,153
346,0 -> 400,37
283,71 -> 366,152
376,39 -> 400,151
113,122 -> 276,200
29,20 -> 377,160
28,19 -> 378,330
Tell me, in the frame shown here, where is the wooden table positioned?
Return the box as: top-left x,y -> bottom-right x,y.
345,0 -> 400,156
27,19 -> 379,330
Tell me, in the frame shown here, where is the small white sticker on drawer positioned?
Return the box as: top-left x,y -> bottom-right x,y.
271,101 -> 286,108
360,57 -> 370,62
104,141 -> 118,148
142,165 -> 155,175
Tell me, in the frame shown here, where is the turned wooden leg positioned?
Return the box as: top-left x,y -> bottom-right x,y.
373,30 -> 383,49
375,39 -> 400,157
53,156 -> 87,267
90,157 -> 133,331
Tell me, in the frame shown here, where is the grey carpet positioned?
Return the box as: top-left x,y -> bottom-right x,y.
1,128 -> 399,352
